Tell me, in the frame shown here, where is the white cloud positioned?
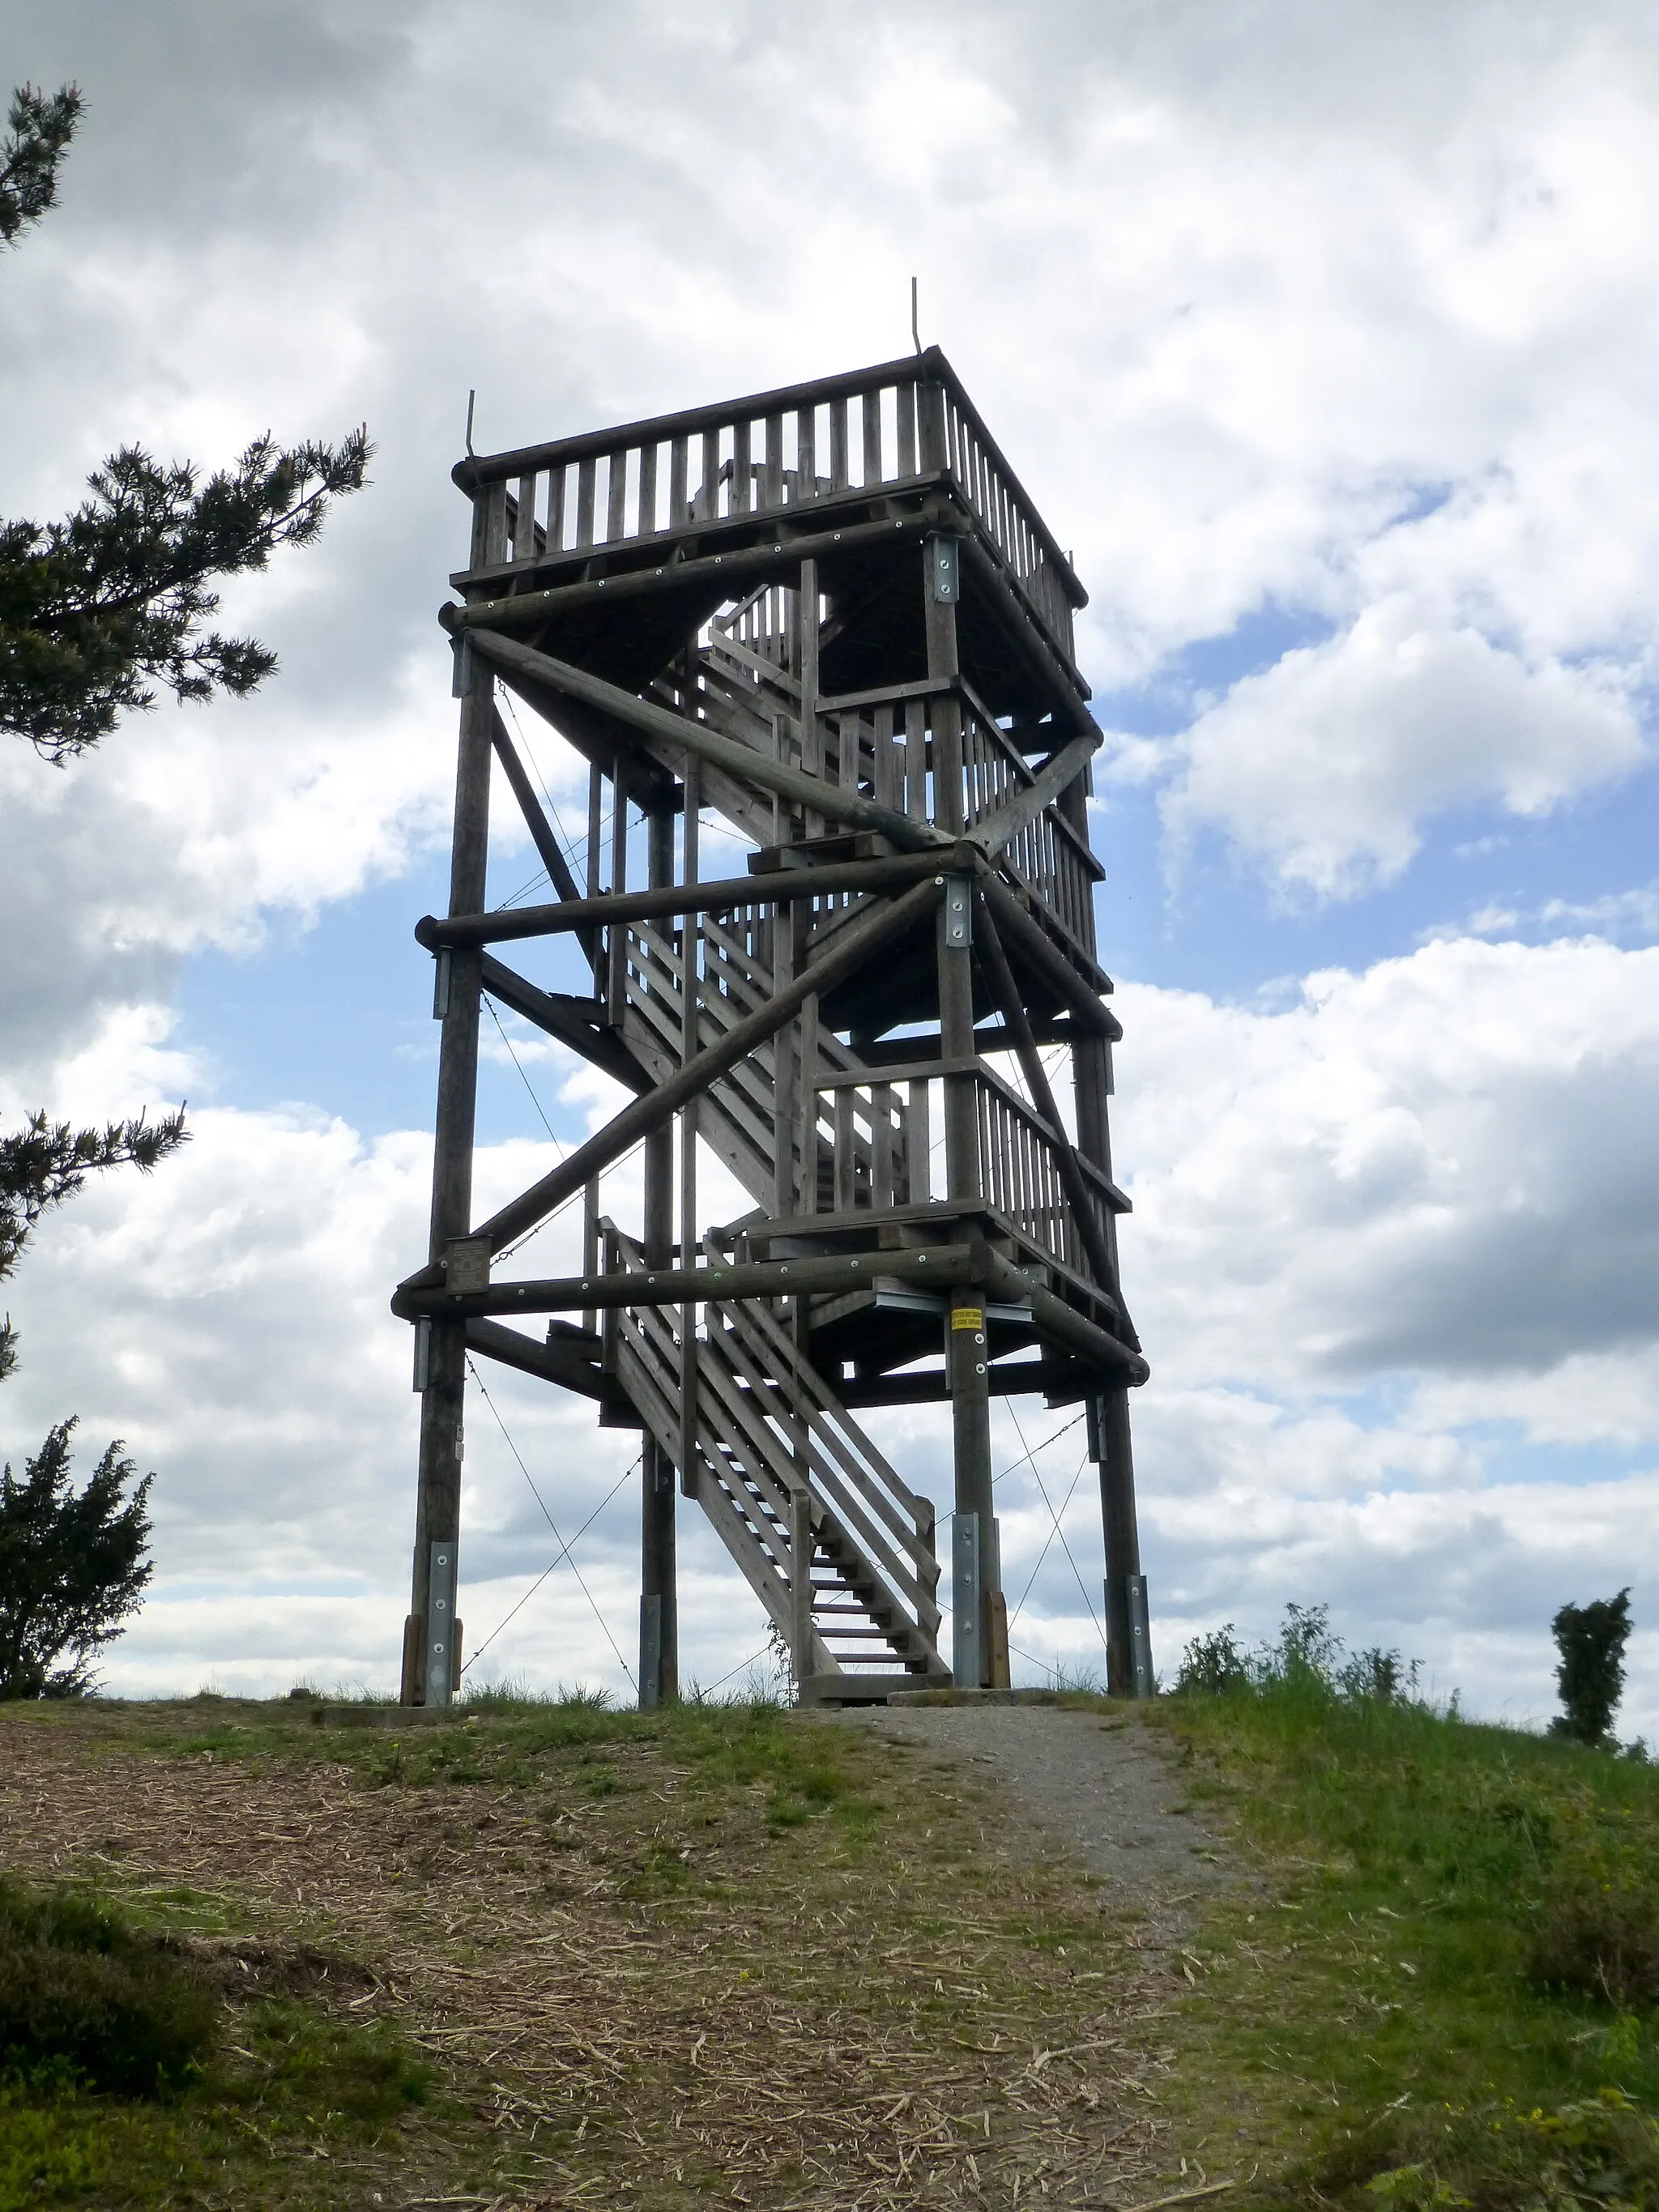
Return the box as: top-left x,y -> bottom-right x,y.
1455,882 -> 1659,948
1116,935 -> 1659,1388
1160,603 -> 1642,898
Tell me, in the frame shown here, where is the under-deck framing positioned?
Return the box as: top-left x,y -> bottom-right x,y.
394,348 -> 1154,1706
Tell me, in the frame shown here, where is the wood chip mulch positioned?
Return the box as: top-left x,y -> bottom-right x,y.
0,1714 -> 1197,2209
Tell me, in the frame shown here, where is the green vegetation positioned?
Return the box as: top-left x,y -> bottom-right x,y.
0,1871 -> 433,2212
1157,1608 -> 1659,2209
0,1876 -> 215,2093
1551,1588 -> 1634,1747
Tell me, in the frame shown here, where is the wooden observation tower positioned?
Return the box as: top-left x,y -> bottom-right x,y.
393,349 -> 1153,1708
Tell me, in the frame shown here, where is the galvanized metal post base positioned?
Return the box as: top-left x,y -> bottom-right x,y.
424,1540 -> 458,1708
1105,1571 -> 1155,1698
952,1511 -> 981,1688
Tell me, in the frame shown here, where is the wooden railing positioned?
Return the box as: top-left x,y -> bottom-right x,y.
803,1061 -> 1114,1288
697,618 -> 1102,961
603,1221 -> 940,1658
457,348 -> 1083,671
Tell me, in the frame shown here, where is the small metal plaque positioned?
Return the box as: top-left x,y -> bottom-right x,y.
950,1306 -> 985,1331
446,1236 -> 491,1294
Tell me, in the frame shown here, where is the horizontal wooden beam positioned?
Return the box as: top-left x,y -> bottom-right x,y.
398,1242 -> 984,1320
420,847 -> 975,950
449,507 -> 944,633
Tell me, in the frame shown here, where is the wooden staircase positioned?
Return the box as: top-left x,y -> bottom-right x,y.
603,1223 -> 945,1692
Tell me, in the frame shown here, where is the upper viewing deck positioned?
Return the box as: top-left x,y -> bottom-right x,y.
449,347 -> 1090,701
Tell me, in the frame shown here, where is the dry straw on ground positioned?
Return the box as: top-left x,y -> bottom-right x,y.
1,1703 -> 1203,2207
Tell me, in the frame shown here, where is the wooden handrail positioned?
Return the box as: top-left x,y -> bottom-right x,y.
453,344 -> 1086,612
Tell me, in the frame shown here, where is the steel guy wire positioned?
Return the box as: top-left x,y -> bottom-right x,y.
465,1356 -> 637,1690
1007,1445 -> 1093,1639
461,1455 -> 640,1674
992,1408 -> 1085,1489
484,994 -> 567,1148
1008,1402 -> 1107,1647
697,1643 -> 778,1698
501,693 -> 589,886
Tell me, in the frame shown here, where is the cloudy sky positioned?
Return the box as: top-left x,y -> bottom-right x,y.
5,0 -> 1659,1732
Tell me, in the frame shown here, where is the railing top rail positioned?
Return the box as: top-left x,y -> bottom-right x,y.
452,345 -> 1085,611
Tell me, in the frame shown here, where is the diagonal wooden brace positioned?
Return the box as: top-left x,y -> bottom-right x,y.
397,873 -> 945,1288
463,626 -> 950,858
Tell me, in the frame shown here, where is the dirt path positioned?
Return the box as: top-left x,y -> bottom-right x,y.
824,1703 -> 1239,1941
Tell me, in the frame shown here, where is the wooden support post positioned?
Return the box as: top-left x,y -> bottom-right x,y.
1093,1387 -> 1152,1698
640,805 -> 677,1708
406,653 -> 493,1703
772,901 -> 796,1219
607,760 -> 629,1025
1064,760 -> 1152,1698
924,530 -> 1000,1678
582,759 -> 603,1336
799,556 -> 821,830
678,754 -> 701,1499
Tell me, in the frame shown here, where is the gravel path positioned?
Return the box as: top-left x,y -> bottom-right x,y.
822,1702 -> 1240,1941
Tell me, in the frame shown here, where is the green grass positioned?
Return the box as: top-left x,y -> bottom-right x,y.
0,1877 -> 437,2212
1154,1660 -> 1659,2208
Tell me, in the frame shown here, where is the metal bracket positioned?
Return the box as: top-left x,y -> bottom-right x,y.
943,874 -> 973,949
639,1594 -> 663,1712
432,948 -> 452,1021
412,1315 -> 432,1393
926,532 -> 960,605
424,1539 -> 457,1707
450,633 -> 474,698
952,1511 -> 981,1689
1128,1574 -> 1154,1698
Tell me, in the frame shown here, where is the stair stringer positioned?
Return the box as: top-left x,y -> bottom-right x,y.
603,1228 -> 945,1687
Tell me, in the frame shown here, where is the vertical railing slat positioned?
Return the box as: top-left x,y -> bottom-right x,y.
896,378 -> 916,475
606,448 -> 628,543
731,419 -> 751,514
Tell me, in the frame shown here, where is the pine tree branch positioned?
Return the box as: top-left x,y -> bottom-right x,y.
0,428 -> 373,760
0,83 -> 81,246
0,1108 -> 189,1286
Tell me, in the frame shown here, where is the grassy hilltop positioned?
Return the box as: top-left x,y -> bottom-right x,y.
0,1659 -> 1657,2209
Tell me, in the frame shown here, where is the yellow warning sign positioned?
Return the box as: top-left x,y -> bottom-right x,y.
951,1307 -> 985,1331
